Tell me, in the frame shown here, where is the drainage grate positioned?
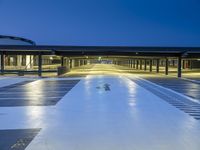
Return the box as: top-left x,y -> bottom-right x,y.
131,78 -> 200,121
143,77 -> 200,102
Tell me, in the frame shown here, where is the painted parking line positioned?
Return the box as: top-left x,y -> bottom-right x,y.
0,79 -> 80,107
0,128 -> 40,150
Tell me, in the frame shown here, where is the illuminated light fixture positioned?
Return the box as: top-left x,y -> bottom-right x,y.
136,52 -> 138,55
197,59 -> 200,61
50,56 -> 53,60
98,57 -> 102,61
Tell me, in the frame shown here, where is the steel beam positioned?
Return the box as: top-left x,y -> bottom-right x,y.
144,59 -> 147,71
133,60 -> 136,68
178,56 -> 182,78
156,59 -> 160,73
136,60 -> 139,69
1,52 -> 4,75
165,58 -> 168,75
140,60 -> 143,70
149,59 -> 152,72
182,60 -> 185,69
61,56 -> 64,67
38,53 -> 42,77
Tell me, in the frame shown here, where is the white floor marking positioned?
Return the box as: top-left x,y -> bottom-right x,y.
0,75 -> 200,150
28,76 -> 200,150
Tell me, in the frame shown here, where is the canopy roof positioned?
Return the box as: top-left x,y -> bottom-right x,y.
0,45 -> 199,57
0,35 -> 36,46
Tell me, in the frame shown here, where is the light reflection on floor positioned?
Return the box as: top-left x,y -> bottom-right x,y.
0,64 -> 200,150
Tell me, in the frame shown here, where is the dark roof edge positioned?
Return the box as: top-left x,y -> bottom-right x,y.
0,35 -> 36,45
0,45 -> 200,48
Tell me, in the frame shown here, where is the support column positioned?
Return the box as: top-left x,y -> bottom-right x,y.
17,55 -> 22,68
72,59 -> 75,68
172,60 -> 175,67
78,60 -> 81,67
140,59 -> 143,70
144,59 -> 147,71
162,60 -> 164,66
1,52 -> 4,75
178,56 -> 182,78
78,59 -> 80,67
130,60 -> 133,68
66,58 -> 70,68
186,60 -> 189,69
128,60 -> 131,68
61,56 -> 64,67
69,59 -> 72,68
74,59 -> 78,67
182,60 -> 185,69
86,60 -> 90,65
136,60 -> 139,69
190,60 -> 193,70
133,60 -> 136,69
149,59 -> 152,72
26,55 -> 31,69
38,53 -> 42,77
165,58 -> 168,75
156,59 -> 160,73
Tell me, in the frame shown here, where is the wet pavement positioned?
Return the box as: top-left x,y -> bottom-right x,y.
0,79 -> 80,107
142,76 -> 200,102
0,129 -> 40,150
129,76 -> 200,120
0,64 -> 200,150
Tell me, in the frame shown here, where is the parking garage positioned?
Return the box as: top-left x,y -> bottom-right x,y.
1,36 -> 200,150
1,43 -> 200,78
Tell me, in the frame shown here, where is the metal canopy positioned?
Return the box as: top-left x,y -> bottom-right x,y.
0,45 -> 200,57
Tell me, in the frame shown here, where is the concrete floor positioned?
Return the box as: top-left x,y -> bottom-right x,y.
0,64 -> 200,150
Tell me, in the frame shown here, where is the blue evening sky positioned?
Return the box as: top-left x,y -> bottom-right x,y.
0,0 -> 200,46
